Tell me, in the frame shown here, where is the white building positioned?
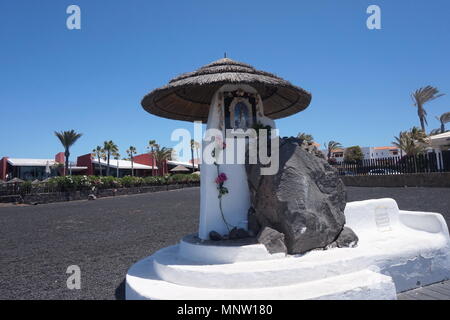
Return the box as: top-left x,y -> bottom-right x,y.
323,146 -> 401,163
361,146 -> 401,160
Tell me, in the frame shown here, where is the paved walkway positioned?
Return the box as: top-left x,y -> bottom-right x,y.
398,281 -> 450,300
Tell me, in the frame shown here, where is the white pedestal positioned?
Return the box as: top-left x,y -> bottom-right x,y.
198,84 -> 276,240
126,199 -> 450,300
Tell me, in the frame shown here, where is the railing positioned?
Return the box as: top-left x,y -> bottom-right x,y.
333,152 -> 450,176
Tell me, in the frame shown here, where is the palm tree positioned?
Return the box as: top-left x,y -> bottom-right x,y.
54,130 -> 82,176
113,151 -> 120,178
126,146 -> 137,177
411,86 -> 445,132
147,140 -> 158,176
409,126 -> 427,143
297,133 -> 314,143
392,127 -> 427,156
324,141 -> 342,161
154,146 -> 173,175
190,139 -> 196,173
103,140 -> 118,176
193,140 -> 201,171
92,146 -> 105,176
436,112 -> 450,133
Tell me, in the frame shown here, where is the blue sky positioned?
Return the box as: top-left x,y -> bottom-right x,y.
1,0 -> 449,161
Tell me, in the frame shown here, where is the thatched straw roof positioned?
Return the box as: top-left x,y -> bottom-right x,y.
170,165 -> 190,172
142,58 -> 312,122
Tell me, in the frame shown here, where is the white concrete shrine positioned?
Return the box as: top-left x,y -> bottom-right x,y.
132,58 -> 450,300
199,84 -> 275,239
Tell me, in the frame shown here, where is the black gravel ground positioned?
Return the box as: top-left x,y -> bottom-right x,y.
0,186 -> 449,300
346,187 -> 450,224
0,188 -> 200,300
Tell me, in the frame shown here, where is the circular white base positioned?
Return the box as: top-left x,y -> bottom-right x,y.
125,251 -> 396,300
125,240 -> 399,300
179,234 -> 285,264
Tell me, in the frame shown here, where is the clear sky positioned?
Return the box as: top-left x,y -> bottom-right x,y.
1,0 -> 449,162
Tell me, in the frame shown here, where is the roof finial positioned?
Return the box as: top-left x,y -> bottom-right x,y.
224,52 -> 227,58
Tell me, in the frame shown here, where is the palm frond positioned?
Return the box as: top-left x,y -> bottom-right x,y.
54,130 -> 82,149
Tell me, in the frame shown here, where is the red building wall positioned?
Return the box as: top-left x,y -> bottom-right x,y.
134,153 -> 168,176
0,157 -> 8,180
54,152 -> 66,175
55,152 -> 65,164
77,154 -> 94,175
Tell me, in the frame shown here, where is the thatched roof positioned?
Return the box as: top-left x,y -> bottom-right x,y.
141,58 -> 312,122
170,165 -> 190,172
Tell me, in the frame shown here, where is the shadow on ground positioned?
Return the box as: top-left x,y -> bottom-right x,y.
115,279 -> 125,300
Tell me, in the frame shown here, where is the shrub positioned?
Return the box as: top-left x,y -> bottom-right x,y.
72,175 -> 92,190
50,176 -> 76,191
168,173 -> 200,184
99,176 -> 122,189
167,174 -> 189,184
41,173 -> 199,192
19,181 -> 32,195
121,176 -> 135,188
344,146 -> 364,163
143,176 -> 163,185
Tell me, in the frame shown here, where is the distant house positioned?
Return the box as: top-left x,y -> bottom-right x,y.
428,132 -> 450,152
322,146 -> 401,163
1,151 -> 201,180
427,132 -> 450,171
0,152 -> 87,181
320,148 -> 345,163
361,146 -> 401,160
77,153 -> 157,177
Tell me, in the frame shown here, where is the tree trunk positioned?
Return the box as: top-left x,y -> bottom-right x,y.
106,153 -> 110,176
65,149 -> 70,176
420,117 -> 426,132
131,156 -> 134,177
196,148 -> 200,172
191,148 -> 195,173
98,156 -> 103,176
418,105 -> 426,132
151,148 -> 155,176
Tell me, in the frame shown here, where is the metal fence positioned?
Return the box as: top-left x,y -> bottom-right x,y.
333,151 -> 450,176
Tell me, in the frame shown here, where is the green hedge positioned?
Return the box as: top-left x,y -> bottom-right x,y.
42,174 -> 200,192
